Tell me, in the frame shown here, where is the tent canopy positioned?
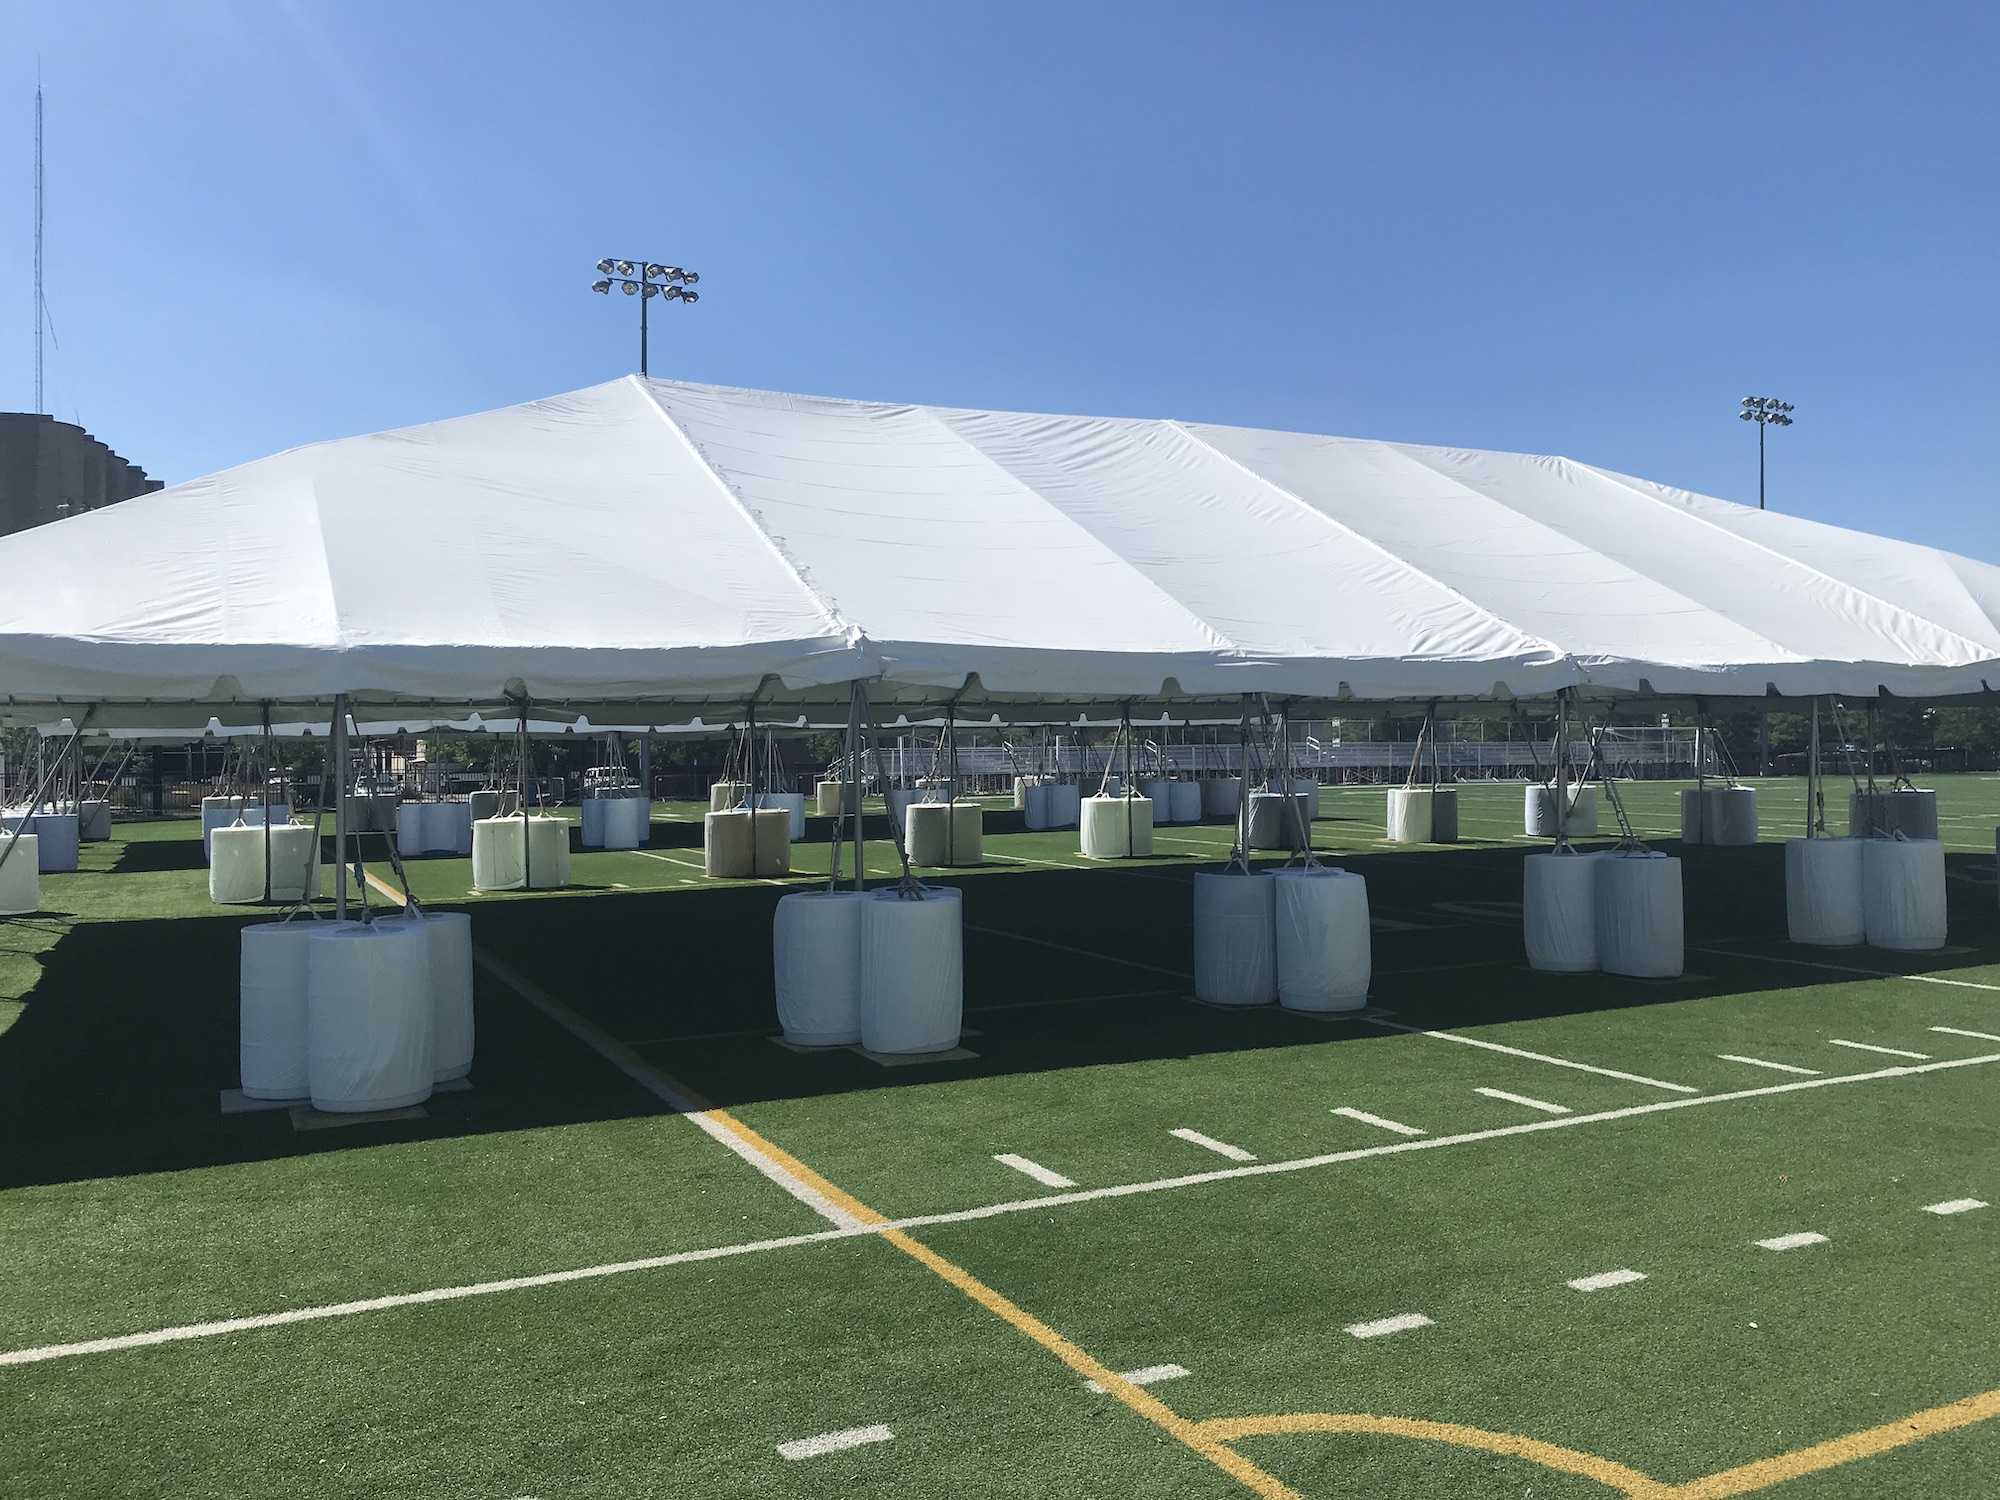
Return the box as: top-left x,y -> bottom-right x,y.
3,375 -> 1996,726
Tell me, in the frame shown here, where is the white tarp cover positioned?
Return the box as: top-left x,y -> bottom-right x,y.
3,375 -> 1997,724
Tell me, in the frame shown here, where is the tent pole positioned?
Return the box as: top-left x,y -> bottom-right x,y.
331,695 -> 349,920
846,681 -> 864,893
260,703 -> 274,904
517,702 -> 531,891
1808,698 -> 1822,838
1554,689 -> 1571,854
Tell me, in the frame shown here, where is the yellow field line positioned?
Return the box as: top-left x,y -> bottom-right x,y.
699,1103 -> 2000,1497
697,1109 -> 1304,1496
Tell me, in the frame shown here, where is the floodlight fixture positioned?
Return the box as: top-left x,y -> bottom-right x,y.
1736,394 -> 1796,509
586,254 -> 704,376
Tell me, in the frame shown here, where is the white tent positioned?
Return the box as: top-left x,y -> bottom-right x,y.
3,375 -> 1997,725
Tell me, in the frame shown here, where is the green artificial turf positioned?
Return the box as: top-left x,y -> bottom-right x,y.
0,776 -> 1995,1498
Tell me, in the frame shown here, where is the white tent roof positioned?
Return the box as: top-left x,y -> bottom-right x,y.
3,375 -> 1996,725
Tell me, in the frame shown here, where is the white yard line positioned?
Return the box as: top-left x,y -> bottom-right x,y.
1568,1269 -> 1647,1292
1756,1231 -> 1828,1252
13,1051 -> 1998,1370
1932,1026 -> 2000,1044
1922,1199 -> 1988,1216
1332,1106 -> 1426,1137
1361,1016 -> 1699,1094
1473,1086 -> 1571,1115
993,1153 -> 1076,1189
1345,1312 -> 1432,1339
1169,1128 -> 1257,1162
1086,1363 -> 1189,1393
777,1425 -> 893,1460
1717,1054 -> 1822,1077
1827,1038 -> 1931,1061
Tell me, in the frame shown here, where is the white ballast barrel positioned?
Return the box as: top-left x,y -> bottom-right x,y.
1022,782 -> 1055,831
702,810 -> 754,879
817,780 -> 845,818
599,795 -> 647,850
859,886 -> 964,1054
407,910 -> 474,1082
1705,787 -> 1759,845
1385,788 -> 1434,844
745,791 -> 807,843
471,816 -> 572,890
1272,866 -> 1371,1011
1594,851 -> 1684,979
239,920 -> 323,1100
1848,788 -> 1938,841
1201,777 -> 1243,819
1246,791 -> 1311,851
210,823 -> 319,904
78,799 -> 111,841
578,798 -> 607,849
1524,852 -> 1601,972
305,921 -> 434,1113
1080,794 -> 1154,858
1430,786 -> 1459,844
1784,837 -> 1865,947
1168,781 -> 1204,825
1679,788 -> 1707,845
0,835 -> 38,915
773,890 -> 866,1046
1191,871 -> 1276,1006
709,781 -> 748,813
1047,783 -> 1082,829
1140,778 -> 1175,825
1860,837 -> 1946,951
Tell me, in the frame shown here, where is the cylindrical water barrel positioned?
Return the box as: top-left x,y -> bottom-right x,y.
1785,837 -> 1864,946
469,790 -> 502,823
240,920 -> 326,1100
703,810 -> 753,879
751,807 -> 792,876
201,796 -> 245,860
1168,781 -> 1204,825
1023,782 -> 1054,831
1679,788 -> 1707,845
1861,837 -> 1946,951
530,817 -> 572,888
1849,789 -> 1938,841
817,781 -> 845,818
1292,780 -> 1320,821
746,791 -> 807,842
305,921 -> 434,1112
1048,783 -> 1082,829
406,910 -> 474,1082
263,824 -> 320,902
1098,775 -> 1124,796
1273,866 -> 1371,1011
601,795 -> 648,850
1431,786 -> 1459,843
20,813 -> 79,872
78,799 -> 112,841
1080,794 -> 1154,858
1246,791 -> 1311,851
1385,788 -> 1434,844
774,890 -> 866,1046
1192,871 -> 1276,1006
208,824 -> 271,904
1594,851 -> 1684,978
0,835 -> 39,914
1705,787 -> 1759,846
1524,852 -> 1601,972
886,788 -> 924,834
710,780 -> 749,813
860,886 -> 964,1054
1011,776 -> 1038,811
1202,777 -> 1244,820
397,802 -> 432,856
579,798 -> 607,849
1526,785 -> 1597,838
1140,778 -> 1175,825
906,802 -> 954,866
421,801 -> 467,855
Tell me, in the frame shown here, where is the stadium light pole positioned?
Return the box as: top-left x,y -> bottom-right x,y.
1738,396 -> 1795,510
590,258 -> 701,377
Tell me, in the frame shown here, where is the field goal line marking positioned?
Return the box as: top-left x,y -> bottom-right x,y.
16,1047 -> 1995,1374
1359,1015 -> 1699,1093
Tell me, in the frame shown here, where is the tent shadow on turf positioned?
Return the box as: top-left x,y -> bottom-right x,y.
2,847 -> 1992,1186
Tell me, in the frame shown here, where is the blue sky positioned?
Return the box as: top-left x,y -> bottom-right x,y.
5,2 -> 1996,558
